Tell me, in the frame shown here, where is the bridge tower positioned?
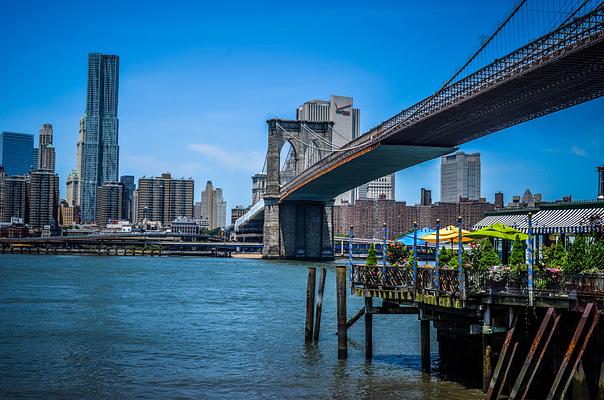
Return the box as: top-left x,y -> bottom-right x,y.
263,119 -> 336,260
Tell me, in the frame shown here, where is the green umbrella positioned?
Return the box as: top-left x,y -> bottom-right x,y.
466,223 -> 528,241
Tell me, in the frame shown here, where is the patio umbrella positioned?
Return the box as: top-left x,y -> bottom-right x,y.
465,223 -> 528,241
419,225 -> 473,244
396,228 -> 435,246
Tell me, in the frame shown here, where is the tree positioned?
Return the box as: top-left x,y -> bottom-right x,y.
566,235 -> 589,273
509,236 -> 526,272
367,243 -> 378,266
479,239 -> 500,271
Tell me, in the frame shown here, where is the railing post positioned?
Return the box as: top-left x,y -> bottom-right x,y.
435,219 -> 440,293
382,222 -> 387,284
458,216 -> 465,302
413,221 -> 418,297
527,212 -> 534,307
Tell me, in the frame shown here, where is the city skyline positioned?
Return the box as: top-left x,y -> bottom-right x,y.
1,1 -> 603,215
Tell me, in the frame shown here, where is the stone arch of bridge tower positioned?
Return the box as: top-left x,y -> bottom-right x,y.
265,119 -> 332,198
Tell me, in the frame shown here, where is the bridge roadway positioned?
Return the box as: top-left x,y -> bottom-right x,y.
279,5 -> 604,202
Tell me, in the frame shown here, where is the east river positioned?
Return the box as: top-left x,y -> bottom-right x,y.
0,255 -> 483,399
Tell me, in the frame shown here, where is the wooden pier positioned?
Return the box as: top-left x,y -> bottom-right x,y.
340,264 -> 604,399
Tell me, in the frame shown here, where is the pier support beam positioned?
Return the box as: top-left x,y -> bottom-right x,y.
336,266 -> 347,360
365,297 -> 373,360
421,318 -> 431,373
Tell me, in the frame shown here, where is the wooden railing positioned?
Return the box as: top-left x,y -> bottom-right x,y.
351,265 -> 604,303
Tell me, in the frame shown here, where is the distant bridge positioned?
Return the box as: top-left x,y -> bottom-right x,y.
235,1 -> 604,260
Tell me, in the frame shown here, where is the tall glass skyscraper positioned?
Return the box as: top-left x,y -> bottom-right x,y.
76,53 -> 120,223
0,131 -> 34,176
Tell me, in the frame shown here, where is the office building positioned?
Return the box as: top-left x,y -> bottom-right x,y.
120,175 -> 135,221
66,170 -> 80,207
96,182 -> 123,227
76,53 -> 120,223
495,192 -> 504,209
297,95 -> 367,204
231,205 -> 249,225
28,169 -> 60,229
37,123 -> 56,171
1,175 -> 28,222
357,174 -> 396,200
420,188 -> 432,206
201,181 -> 227,229
0,131 -> 34,176
507,189 -> 543,208
136,173 -> 194,225
58,200 -> 78,226
440,152 -> 481,202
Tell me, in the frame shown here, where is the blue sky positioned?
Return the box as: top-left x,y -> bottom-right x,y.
1,0 -> 602,213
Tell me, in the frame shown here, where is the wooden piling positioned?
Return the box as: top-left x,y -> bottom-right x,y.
365,296 -> 373,359
313,267 -> 326,343
305,267 -> 317,345
421,318 -> 430,373
336,266 -> 347,360
483,338 -> 492,393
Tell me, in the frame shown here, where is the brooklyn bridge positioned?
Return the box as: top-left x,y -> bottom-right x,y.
234,0 -> 604,260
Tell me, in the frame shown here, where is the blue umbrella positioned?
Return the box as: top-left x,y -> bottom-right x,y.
396,228 -> 435,246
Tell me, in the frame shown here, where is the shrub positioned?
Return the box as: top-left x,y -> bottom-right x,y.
367,243 -> 378,266
438,247 -> 452,267
479,239 -> 500,271
448,248 -> 470,269
509,236 -> 526,272
386,242 -> 410,266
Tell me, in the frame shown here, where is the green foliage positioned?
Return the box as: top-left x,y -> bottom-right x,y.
200,227 -> 222,236
367,243 -> 378,266
386,242 -> 410,266
438,247 -> 452,267
479,239 -> 500,271
509,236 -> 526,272
566,235 -> 604,273
448,248 -> 470,269
542,241 -> 568,270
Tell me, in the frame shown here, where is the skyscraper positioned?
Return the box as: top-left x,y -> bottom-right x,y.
66,170 -> 80,207
0,131 -> 34,176
28,170 -> 60,229
420,188 -> 432,206
201,181 -> 227,229
440,152 -> 481,202
136,173 -> 194,225
76,53 -> 120,223
37,124 -> 56,171
96,182 -> 123,227
120,175 -> 135,221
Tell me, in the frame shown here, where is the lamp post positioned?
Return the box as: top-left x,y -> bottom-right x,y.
458,216 -> 465,301
382,223 -> 388,283
527,213 -> 534,307
413,222 -> 418,291
435,219 -> 440,291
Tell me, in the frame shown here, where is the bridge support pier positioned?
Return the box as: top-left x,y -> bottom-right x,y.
262,199 -> 334,260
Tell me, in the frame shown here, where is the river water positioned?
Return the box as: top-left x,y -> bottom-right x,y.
0,255 -> 483,399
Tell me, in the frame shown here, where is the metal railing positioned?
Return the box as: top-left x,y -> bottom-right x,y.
351,265 -> 604,302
